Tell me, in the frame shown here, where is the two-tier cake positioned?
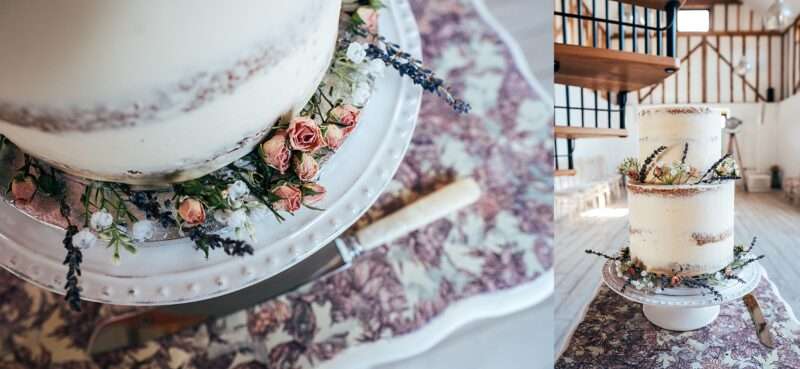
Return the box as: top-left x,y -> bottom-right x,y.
0,0 -> 341,184
627,106 -> 733,276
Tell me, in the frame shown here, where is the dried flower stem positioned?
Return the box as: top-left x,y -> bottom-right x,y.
638,146 -> 667,183
694,153 -> 732,184
681,143 -> 688,164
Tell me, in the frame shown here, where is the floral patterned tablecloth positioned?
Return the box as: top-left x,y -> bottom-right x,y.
557,272 -> 800,369
0,1 -> 553,368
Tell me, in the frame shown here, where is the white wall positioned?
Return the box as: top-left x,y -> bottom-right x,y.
571,101 -> 786,180
776,93 -> 800,177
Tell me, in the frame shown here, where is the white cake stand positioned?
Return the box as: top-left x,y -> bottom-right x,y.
602,260 -> 762,331
0,0 -> 422,305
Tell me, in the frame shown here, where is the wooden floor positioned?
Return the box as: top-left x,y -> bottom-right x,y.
555,191 -> 800,351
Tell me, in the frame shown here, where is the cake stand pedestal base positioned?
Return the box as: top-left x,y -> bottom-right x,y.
602,260 -> 762,331
642,304 -> 720,331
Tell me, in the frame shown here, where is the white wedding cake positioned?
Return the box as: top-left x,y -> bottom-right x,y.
628,106 -> 733,276
0,0 -> 341,184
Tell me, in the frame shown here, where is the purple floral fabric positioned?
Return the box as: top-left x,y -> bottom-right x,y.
557,276 -> 800,369
0,1 -> 552,368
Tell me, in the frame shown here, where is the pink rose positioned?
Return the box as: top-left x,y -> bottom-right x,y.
11,176 -> 36,204
260,130 -> 291,174
356,7 -> 379,34
287,116 -> 325,153
292,153 -> 319,182
272,185 -> 302,212
302,183 -> 326,205
330,104 -> 360,126
178,198 -> 206,226
324,124 -> 345,150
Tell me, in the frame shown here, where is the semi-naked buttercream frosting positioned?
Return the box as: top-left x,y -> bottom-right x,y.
0,0 -> 341,184
629,105 -> 733,276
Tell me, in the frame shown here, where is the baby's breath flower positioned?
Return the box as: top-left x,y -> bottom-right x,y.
346,42 -> 367,64
73,228 -> 97,250
131,220 -> 155,242
90,209 -> 113,231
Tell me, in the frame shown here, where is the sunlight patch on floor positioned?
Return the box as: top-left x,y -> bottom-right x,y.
579,207 -> 629,218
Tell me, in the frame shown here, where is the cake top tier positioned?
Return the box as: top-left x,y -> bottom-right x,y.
0,1 -> 320,110
637,105 -> 725,173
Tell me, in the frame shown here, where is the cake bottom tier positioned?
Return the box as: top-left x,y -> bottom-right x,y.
628,181 -> 734,276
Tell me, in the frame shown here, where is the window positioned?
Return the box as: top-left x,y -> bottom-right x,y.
677,9 -> 711,32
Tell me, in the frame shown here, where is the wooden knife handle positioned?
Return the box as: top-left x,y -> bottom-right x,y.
355,178 -> 481,252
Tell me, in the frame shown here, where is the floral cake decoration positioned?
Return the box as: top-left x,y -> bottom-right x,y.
587,238 -> 764,300
617,143 -> 739,185
0,1 -> 470,311
590,141 -> 754,298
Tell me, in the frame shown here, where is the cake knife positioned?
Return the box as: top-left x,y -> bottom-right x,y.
87,178 -> 482,356
743,293 -> 775,348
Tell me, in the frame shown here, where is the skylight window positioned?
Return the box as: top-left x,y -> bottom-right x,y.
677,9 -> 711,32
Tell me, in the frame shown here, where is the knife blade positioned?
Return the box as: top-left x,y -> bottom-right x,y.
743,293 -> 775,348
88,178 -> 481,356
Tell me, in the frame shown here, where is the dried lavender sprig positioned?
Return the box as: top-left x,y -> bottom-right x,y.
681,142 -> 689,164
62,225 -> 83,312
638,146 -> 667,183
364,39 -> 470,114
694,153 -> 732,184
188,228 -> 254,259
733,255 -> 766,271
585,249 -> 621,260
699,175 -> 742,184
129,191 -> 176,228
745,236 -> 758,254
684,278 -> 723,301
727,275 -> 747,284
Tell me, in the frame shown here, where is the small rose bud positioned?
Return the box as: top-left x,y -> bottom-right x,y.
260,131 -> 291,174
271,185 -> 302,213
330,105 -> 361,136
287,117 -> 326,153
302,183 -> 326,205
292,153 -> 320,182
10,176 -> 36,204
653,166 -> 663,178
178,198 -> 206,226
324,124 -> 346,150
356,7 -> 379,34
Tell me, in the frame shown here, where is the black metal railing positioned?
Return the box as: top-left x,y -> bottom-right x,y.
553,0 -> 680,173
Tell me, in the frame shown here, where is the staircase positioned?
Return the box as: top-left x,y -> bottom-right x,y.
553,0 -> 684,176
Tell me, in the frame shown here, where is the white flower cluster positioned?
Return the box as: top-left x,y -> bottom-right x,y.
345,42 -> 386,107
214,180 -> 257,239
714,156 -> 738,177
614,259 -> 655,290
73,228 -> 97,250
226,180 -> 250,209
631,279 -> 655,290
89,209 -> 113,231
79,208 -> 158,251
132,220 -> 155,242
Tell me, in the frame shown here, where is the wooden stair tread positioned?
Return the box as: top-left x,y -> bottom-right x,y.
555,169 -> 577,177
555,44 -> 680,91
555,126 -> 628,139
615,0 -> 686,9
